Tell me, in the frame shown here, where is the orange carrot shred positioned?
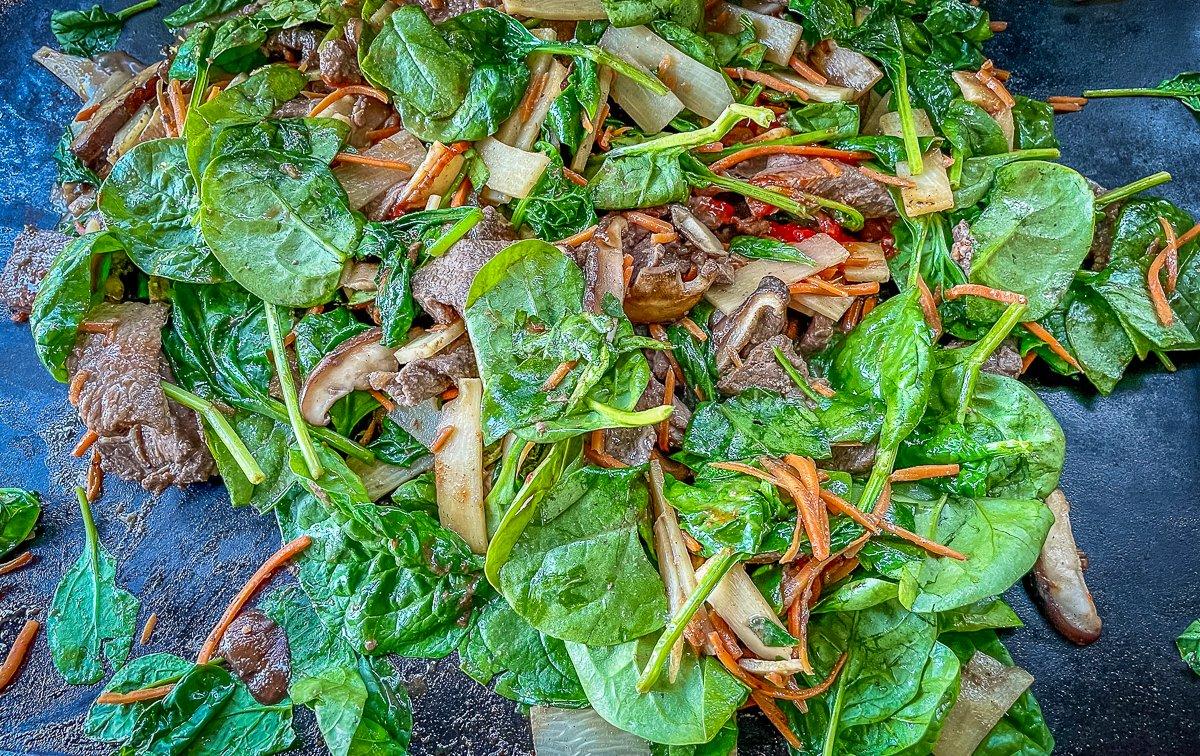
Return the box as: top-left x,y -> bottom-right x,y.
890,464 -> 961,482
72,430 -> 98,458
560,225 -> 598,247
752,691 -> 804,749
1020,351 -> 1037,374
626,211 -> 673,234
140,613 -> 158,646
96,682 -> 177,705
1157,216 -> 1180,294
709,145 -> 872,174
724,67 -> 811,100
816,488 -> 879,532
333,153 -> 413,171
369,389 -> 396,412
879,521 -> 966,560
658,368 -> 675,452
430,426 -> 456,454
679,317 -> 708,342
0,551 -> 33,576
561,167 -> 589,187
787,55 -> 827,86
1022,320 -> 1083,371
309,85 -> 390,116
541,360 -> 578,392
0,619 -> 40,693
943,284 -> 1027,305
451,177 -> 472,207
439,386 -> 459,402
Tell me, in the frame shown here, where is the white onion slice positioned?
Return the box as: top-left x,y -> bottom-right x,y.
880,108 -> 935,138
335,130 -> 426,209
501,0 -> 607,20
434,378 -> 487,554
695,560 -> 793,660
933,651 -> 1034,756
393,321 -> 466,365
718,4 -> 803,67
897,150 -> 954,216
774,70 -> 856,103
601,25 -> 732,122
707,233 -> 849,314
476,137 -> 552,199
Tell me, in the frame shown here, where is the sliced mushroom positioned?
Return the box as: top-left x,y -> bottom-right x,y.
298,328 -> 398,426
339,261 -> 380,293
710,276 -> 790,372
71,61 -> 162,176
617,212 -> 730,324
1029,489 -> 1102,645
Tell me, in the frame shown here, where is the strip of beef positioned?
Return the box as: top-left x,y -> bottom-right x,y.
369,335 -> 478,406
411,207 -> 515,324
748,155 -> 896,219
827,443 -> 876,475
1085,182 -> 1122,272
410,0 -> 501,24
798,314 -> 836,357
2,227 -> 70,321
950,219 -> 975,276
319,38 -> 362,87
605,375 -> 691,466
945,337 -> 1024,380
710,276 -> 789,373
263,28 -> 321,69
67,302 -> 215,492
71,62 -> 162,176
717,334 -> 811,398
216,608 -> 291,705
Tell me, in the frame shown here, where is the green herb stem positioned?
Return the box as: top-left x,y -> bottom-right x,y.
607,104 -> 774,158
162,381 -> 266,484
76,486 -> 96,549
117,0 -> 158,20
1082,87 -> 1177,99
821,650 -> 853,756
636,548 -> 737,692
954,302 -> 1027,422
774,345 -> 824,404
426,207 -> 483,257
586,400 -> 674,428
1095,171 -> 1173,207
858,445 -> 898,514
244,395 -> 375,462
891,60 -> 924,175
700,172 -> 812,220
541,43 -> 669,97
264,302 -> 324,479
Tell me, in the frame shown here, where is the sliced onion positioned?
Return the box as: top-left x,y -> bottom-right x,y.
695,560 -> 792,660
952,71 -> 1014,149
790,293 -> 854,321
774,70 -> 856,103
897,150 -> 954,216
717,3 -> 803,67
340,261 -> 380,292
34,47 -> 96,99
501,0 -> 607,20
530,706 -> 651,756
388,398 -> 443,448
810,40 -> 884,96
111,101 -> 155,159
601,25 -> 732,122
336,130 -> 426,209
351,455 -> 434,500
861,90 -> 892,136
842,241 -> 890,284
933,651 -> 1034,756
707,232 -> 849,314
649,459 -> 707,680
496,30 -> 567,151
670,205 -> 725,258
435,378 -> 488,554
880,108 -> 935,138
477,137 -> 552,199
610,64 -> 683,135
394,321 -> 466,365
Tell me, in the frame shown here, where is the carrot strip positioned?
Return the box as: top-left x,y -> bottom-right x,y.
366,125 -> 403,143
87,450 -> 103,503
747,127 -> 793,144
658,368 -> 675,452
309,85 -> 390,116
709,144 -> 872,174
430,426 -> 456,454
679,317 -> 708,342
943,284 -> 1027,305
787,55 -> 827,86
915,275 -> 943,335
1022,320 -> 1082,371
651,231 -> 679,245
872,482 -> 893,519
0,619 -> 39,692
626,211 -> 673,234
768,456 -> 828,563
1157,216 -> 1180,293
333,153 -> 413,171
1146,242 -> 1176,326
1020,351 -> 1037,374
561,167 -> 589,187
859,164 -> 916,188
439,387 -> 459,402
709,461 -> 779,486
0,551 -> 32,576
368,388 -> 396,413
890,464 -> 961,483
140,613 -> 158,645
451,177 -> 472,208
724,67 -> 811,100
879,521 -> 966,560
751,691 -> 804,749
560,225 -> 598,247
1047,95 -> 1088,105
816,488 -> 880,532
1176,221 -> 1200,249
197,535 -> 313,663
96,682 -> 176,705
541,360 -> 578,392
72,430 -> 98,458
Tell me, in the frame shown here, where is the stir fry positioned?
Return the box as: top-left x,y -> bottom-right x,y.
4,0 -> 1199,753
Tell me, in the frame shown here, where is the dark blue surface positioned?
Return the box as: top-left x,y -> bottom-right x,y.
1,1 -> 1199,754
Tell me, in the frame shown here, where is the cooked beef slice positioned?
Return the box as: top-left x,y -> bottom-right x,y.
749,155 -> 895,219
319,38 -> 362,87
950,219 -> 975,276
945,336 -> 1024,380
717,334 -> 810,398
2,227 -> 70,321
411,207 -> 515,323
827,442 -> 876,475
798,314 -> 837,356
710,276 -> 790,372
605,374 -> 691,466
264,27 -> 321,69
369,335 -> 478,406
71,63 -> 162,176
216,608 -> 291,705
410,0 -> 501,24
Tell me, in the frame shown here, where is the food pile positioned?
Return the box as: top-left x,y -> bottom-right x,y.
3,0 -> 1199,753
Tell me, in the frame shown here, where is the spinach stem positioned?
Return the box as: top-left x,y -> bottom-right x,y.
76,486 -> 97,550
1095,171 -> 1173,207
264,302 -> 324,479
954,302 -> 1027,423
586,399 -> 673,428
540,43 -> 669,97
1082,87 -> 1177,99
425,208 -> 483,257
607,104 -> 774,158
821,652 -> 852,756
238,395 -> 374,462
858,446 -> 897,515
703,127 -> 843,161
699,172 -> 812,221
774,345 -> 824,404
163,381 -> 266,484
890,61 -> 924,175
636,548 -> 737,693
117,0 -> 158,20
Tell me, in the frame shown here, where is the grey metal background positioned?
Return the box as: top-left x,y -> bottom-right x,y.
1,1 -> 1198,753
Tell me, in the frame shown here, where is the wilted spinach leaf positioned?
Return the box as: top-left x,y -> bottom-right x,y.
1085,71 -> 1200,114
0,488 -> 40,558
604,0 -> 704,29
512,142 -> 596,242
50,0 -> 157,56
85,653 -> 196,742
680,388 -> 831,464
663,464 -> 790,556
1178,619 -> 1200,676
729,236 -> 817,263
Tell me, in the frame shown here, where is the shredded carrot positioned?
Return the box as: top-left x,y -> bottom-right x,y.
1157,216 -> 1180,294
438,386 -> 460,403
72,430 -> 98,458
679,317 -> 708,342
816,157 -> 843,178
560,225 -> 598,247
333,153 -> 413,171
154,80 -> 175,137
1176,221 -> 1200,249
693,141 -> 725,153
622,254 -> 634,290
68,370 -> 90,406
309,85 -> 390,117
197,535 -> 313,663
788,55 -> 828,86
1047,95 -> 1088,105
880,521 -> 966,560
366,125 -> 403,143
747,127 -> 793,143
369,388 -> 396,413
840,298 -> 864,330
709,144 -> 871,174
709,461 -> 780,486
430,426 -> 456,455
989,20 -> 1008,32
651,231 -> 679,245
561,167 -> 588,187
803,276 -> 848,296
74,101 -> 102,123
357,412 -> 380,445
710,633 -> 770,692
518,71 -> 550,122
724,67 -> 811,100
96,682 -> 177,705
584,444 -> 629,469
541,360 -> 578,392
943,284 -> 1027,305
860,295 -> 877,318
581,108 -> 594,134
681,529 -> 704,555
913,276 -> 941,335
859,164 -> 917,188
0,619 -> 40,692
87,450 -> 103,503
0,551 -> 33,576
658,368 -> 675,452
1020,351 -> 1037,374
168,80 -> 189,136
773,455 -> 828,563
816,488 -> 879,532
1051,101 -> 1084,114
790,281 -> 881,297
871,482 -> 893,519
890,464 -> 961,483
449,177 -> 472,208
140,613 -> 158,645
393,141 -> 468,211
751,691 -> 804,749
626,211 -> 673,234
978,61 -> 1016,108
1147,241 -> 1176,327
1022,320 -> 1083,371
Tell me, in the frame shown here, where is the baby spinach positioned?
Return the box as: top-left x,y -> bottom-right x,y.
1085,71 -> 1200,114
663,465 -> 790,556
164,0 -> 246,27
729,236 -> 818,263
937,597 -> 1023,634
360,6 -> 471,122
100,138 -> 227,283
1011,94 -> 1059,150
813,577 -> 900,614
200,147 -> 361,307
53,127 -> 99,185
511,142 -> 597,242
210,117 -> 349,165
85,653 -> 196,743
498,465 -> 668,646
1178,619 -> 1200,676
50,0 -> 158,56
0,488 -> 40,558
277,446 -> 483,658
458,591 -> 589,708
566,637 -> 746,746
113,662 -> 294,756
665,303 -> 719,406
966,161 -> 1096,322
465,240 -> 667,444
680,388 -> 832,464
263,584 -> 413,755
604,0 -> 704,29
47,489 -> 140,686
783,102 -> 861,139
952,148 -> 1061,209
29,231 -> 122,382
940,99 -> 1008,158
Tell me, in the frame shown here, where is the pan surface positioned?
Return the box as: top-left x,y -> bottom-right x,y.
1,1 -> 1198,753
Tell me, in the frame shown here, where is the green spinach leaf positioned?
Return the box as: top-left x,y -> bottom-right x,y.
0,488 -> 40,558
680,388 -> 831,464
50,0 -> 157,56
1178,619 -> 1200,676
85,653 -> 196,742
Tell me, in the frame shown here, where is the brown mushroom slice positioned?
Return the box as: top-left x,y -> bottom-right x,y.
933,651 -> 1034,756
1030,488 -> 1102,645
71,62 -> 162,175
339,261 -> 379,293
710,276 -> 790,372
624,263 -> 717,323
298,328 -> 398,426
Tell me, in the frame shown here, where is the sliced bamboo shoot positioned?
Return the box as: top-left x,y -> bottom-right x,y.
600,25 -> 732,122
695,560 -> 793,660
435,378 -> 488,554
476,137 -> 551,199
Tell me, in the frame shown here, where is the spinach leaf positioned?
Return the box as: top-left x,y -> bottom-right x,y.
787,0 -> 855,41
53,127 -> 99,185
50,0 -> 157,56
512,142 -> 597,242
604,0 -> 703,29
263,584 -> 412,756
729,235 -> 817,263
1085,71 -> 1200,114
85,653 -> 196,742
114,662 -> 294,756
165,0 -> 245,26
29,231 -> 122,382
663,464 -> 790,556
368,418 -> 428,468
592,151 -> 689,209
360,5 -> 471,120
783,102 -> 861,139
937,597 -> 1023,634
1064,280 -> 1140,394
665,303 -> 718,406
953,148 -> 1062,210
813,577 -> 900,614
200,147 -> 361,307
966,161 -> 1096,322
940,99 -> 1008,158
498,464 -> 668,645
277,445 -> 483,657
459,591 -> 589,708
0,488 -> 40,558
47,489 -> 140,685
650,718 -> 738,756
1011,94 -> 1059,150
465,240 -> 667,443
1178,619 -> 1200,676
210,117 -> 350,164
893,494 -> 1053,613
100,138 -> 227,283
566,637 -> 746,745
680,388 -> 831,464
